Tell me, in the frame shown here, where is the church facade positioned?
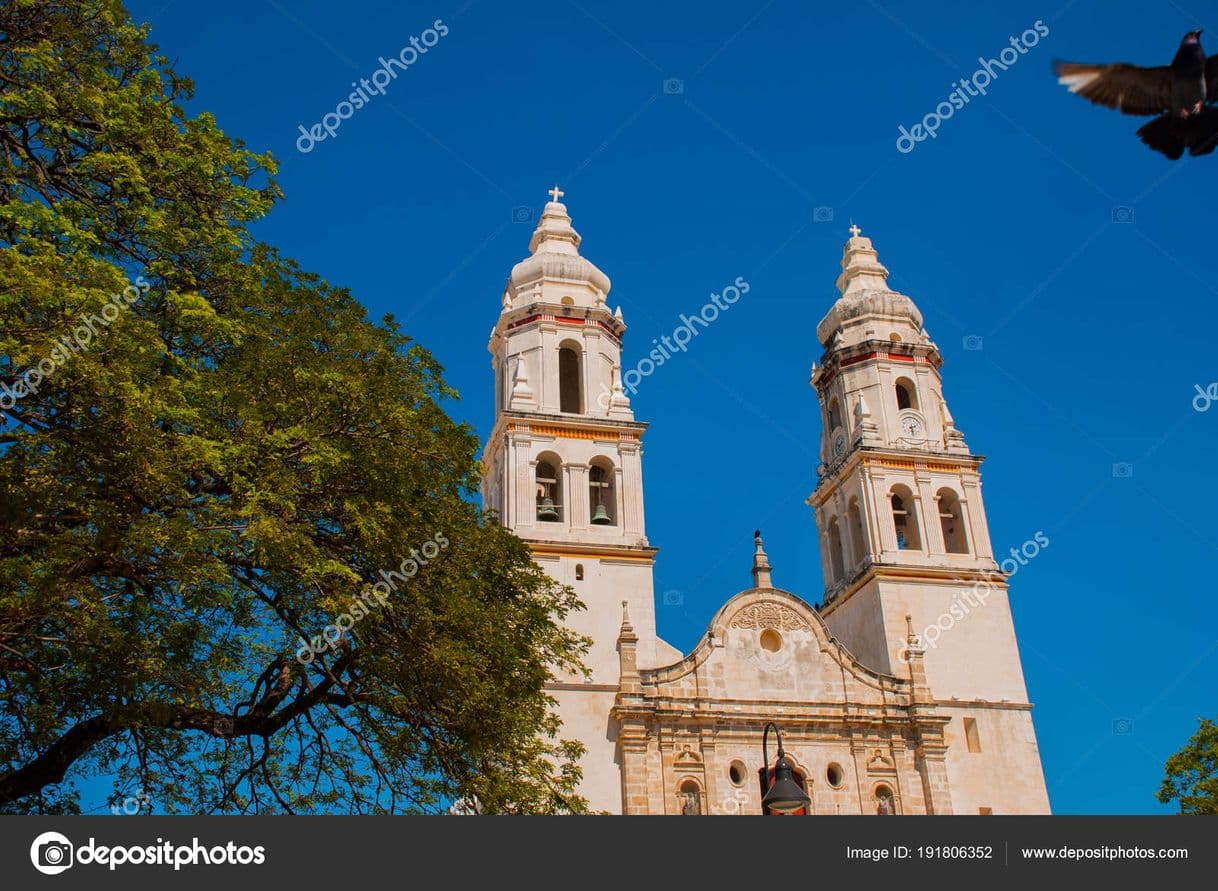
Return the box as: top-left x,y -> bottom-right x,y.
481,191 -> 1050,815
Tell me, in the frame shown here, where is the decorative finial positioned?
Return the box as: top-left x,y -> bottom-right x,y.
548,184 -> 564,203
751,529 -> 773,589
849,223 -> 862,238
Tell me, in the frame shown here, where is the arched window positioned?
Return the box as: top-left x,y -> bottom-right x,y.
679,779 -> 703,815
895,377 -> 918,411
937,488 -> 969,554
827,518 -> 846,583
847,498 -> 866,566
558,343 -> 582,413
588,458 -> 616,525
535,454 -> 562,523
891,486 -> 921,550
828,397 -> 842,431
574,563 -> 584,581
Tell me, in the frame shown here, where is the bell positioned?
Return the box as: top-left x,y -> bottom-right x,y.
591,502 -> 612,525
537,497 -> 559,521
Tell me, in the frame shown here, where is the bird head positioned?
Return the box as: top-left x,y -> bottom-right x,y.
1184,29 -> 1204,45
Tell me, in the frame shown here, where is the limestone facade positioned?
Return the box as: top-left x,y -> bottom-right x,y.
482,195 -> 1050,815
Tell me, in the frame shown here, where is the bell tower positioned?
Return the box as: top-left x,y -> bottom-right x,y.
482,188 -> 660,812
808,226 -> 1050,814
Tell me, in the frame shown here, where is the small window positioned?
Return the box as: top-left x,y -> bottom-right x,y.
535,458 -> 562,523
759,629 -> 782,652
964,717 -> 981,753
589,459 -> 616,525
827,518 -> 846,583
828,397 -> 842,431
826,763 -> 844,788
558,344 -> 582,413
891,486 -> 921,550
847,498 -> 865,566
937,488 -> 969,554
574,563 -> 584,581
560,295 -> 575,306
895,377 -> 918,411
729,761 -> 747,787
978,807 -> 993,815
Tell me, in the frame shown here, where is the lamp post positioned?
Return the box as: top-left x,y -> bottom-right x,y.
761,721 -> 810,815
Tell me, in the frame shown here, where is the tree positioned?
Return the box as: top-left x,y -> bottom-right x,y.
1157,718 -> 1218,815
0,0 -> 588,813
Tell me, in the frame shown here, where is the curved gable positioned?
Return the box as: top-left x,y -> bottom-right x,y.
642,588 -> 912,705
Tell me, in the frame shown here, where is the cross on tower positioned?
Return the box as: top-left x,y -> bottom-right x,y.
548,185 -> 564,203
849,223 -> 862,237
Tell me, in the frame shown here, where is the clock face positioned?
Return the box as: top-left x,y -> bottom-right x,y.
833,431 -> 847,457
900,416 -> 923,439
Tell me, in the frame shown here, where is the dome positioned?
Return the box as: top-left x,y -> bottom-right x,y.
506,198 -> 611,306
816,228 -> 922,346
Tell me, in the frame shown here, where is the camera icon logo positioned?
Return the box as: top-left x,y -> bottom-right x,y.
662,589 -> 683,606
1112,718 -> 1134,735
1112,462 -> 1134,479
663,78 -> 684,95
962,334 -> 984,351
1111,206 -> 1134,223
30,831 -> 74,875
511,206 -> 533,224
812,206 -> 834,223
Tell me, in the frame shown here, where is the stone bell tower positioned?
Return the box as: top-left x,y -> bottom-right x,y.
808,226 -> 1050,814
482,188 -> 662,812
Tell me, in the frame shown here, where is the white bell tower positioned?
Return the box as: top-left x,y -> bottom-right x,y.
482,189 -> 663,812
809,226 -> 1050,814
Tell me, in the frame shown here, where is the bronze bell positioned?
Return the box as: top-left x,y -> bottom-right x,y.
538,497 -> 559,521
591,502 -> 612,525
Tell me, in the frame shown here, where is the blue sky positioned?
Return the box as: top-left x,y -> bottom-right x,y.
119,0 -> 1218,815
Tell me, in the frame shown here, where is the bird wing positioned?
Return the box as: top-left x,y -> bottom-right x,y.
1206,55 -> 1218,102
1054,61 -> 1173,115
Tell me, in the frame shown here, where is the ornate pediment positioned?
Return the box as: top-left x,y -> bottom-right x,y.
729,602 -> 811,632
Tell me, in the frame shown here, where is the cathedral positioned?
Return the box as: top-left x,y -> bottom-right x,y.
481,190 -> 1050,815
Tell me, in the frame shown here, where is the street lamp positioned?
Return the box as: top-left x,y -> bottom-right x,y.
761,721 -> 810,815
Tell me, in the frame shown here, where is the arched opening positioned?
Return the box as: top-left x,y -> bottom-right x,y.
588,458 -> 616,525
937,487 -> 969,554
847,497 -> 866,566
574,563 -> 584,581
828,397 -> 842,431
679,779 -> 703,815
895,377 -> 918,411
874,784 -> 896,815
558,343 -> 582,413
827,518 -> 846,583
535,454 -> 562,523
890,486 -> 921,550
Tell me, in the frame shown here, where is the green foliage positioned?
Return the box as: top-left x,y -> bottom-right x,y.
0,0 -> 588,813
1157,718 -> 1218,815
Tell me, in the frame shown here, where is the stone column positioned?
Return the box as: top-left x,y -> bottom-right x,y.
566,462 -> 589,529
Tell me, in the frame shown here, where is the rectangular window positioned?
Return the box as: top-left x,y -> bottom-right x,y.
964,717 -> 981,753
978,807 -> 993,815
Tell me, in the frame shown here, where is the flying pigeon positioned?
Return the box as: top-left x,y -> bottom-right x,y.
1055,30 -> 1218,159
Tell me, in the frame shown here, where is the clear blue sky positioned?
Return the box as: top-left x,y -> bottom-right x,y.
120,0 -> 1218,815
